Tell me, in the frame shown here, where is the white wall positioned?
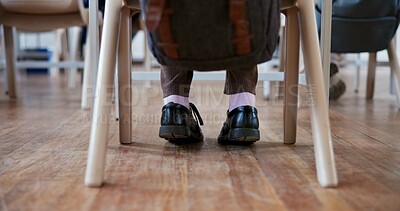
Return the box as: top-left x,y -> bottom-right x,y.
18,31 -> 57,53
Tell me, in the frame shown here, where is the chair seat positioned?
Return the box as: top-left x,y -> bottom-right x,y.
125,0 -> 140,11
0,0 -> 79,14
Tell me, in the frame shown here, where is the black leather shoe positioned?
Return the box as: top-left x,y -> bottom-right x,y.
218,106 -> 260,144
159,102 -> 204,143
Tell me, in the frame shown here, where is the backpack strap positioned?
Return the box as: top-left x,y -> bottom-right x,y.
146,0 -> 179,59
157,7 -> 179,59
229,0 -> 253,55
145,0 -> 166,32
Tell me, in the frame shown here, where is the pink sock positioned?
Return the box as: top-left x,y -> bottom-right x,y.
163,95 -> 189,109
229,92 -> 256,112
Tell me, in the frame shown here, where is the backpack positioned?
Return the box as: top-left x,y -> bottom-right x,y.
316,0 -> 400,53
141,0 -> 281,71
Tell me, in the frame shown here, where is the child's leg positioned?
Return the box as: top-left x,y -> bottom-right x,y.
159,65 -> 203,143
218,65 -> 260,144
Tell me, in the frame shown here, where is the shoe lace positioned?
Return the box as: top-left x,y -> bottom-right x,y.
189,103 -> 204,126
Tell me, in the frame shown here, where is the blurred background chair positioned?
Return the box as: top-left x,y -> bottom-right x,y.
0,0 -> 90,99
365,41 -> 400,105
316,0 -> 400,106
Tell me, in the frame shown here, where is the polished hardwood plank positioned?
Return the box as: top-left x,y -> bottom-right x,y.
0,71 -> 399,210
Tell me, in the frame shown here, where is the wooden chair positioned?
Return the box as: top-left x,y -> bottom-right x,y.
0,0 -> 90,99
85,0 -> 338,188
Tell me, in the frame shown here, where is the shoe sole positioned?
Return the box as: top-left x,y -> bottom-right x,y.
159,125 -> 203,143
218,128 -> 260,145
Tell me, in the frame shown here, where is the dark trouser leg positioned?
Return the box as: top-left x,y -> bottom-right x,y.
161,65 -> 258,96
224,65 -> 258,95
160,65 -> 193,97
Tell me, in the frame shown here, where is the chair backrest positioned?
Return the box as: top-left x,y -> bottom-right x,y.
0,0 -> 88,31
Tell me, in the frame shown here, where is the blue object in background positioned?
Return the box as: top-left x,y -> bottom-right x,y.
21,48 -> 52,74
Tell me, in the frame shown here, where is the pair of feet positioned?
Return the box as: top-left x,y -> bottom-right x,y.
159,102 -> 260,144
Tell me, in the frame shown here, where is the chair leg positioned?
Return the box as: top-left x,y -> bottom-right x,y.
60,28 -> 70,69
366,52 -> 377,99
81,33 -> 91,109
387,39 -> 400,107
50,29 -> 63,78
268,81 -> 277,100
118,7 -> 133,144
85,0 -> 123,187
114,67 -> 119,121
87,0 -> 101,112
283,8 -> 300,145
144,32 -> 151,72
67,27 -> 81,89
297,0 -> 338,187
277,25 -> 286,98
389,37 -> 397,95
354,54 -> 361,93
4,26 -> 17,99
390,67 -> 395,95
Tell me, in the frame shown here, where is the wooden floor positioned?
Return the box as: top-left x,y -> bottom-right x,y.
0,69 -> 399,210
